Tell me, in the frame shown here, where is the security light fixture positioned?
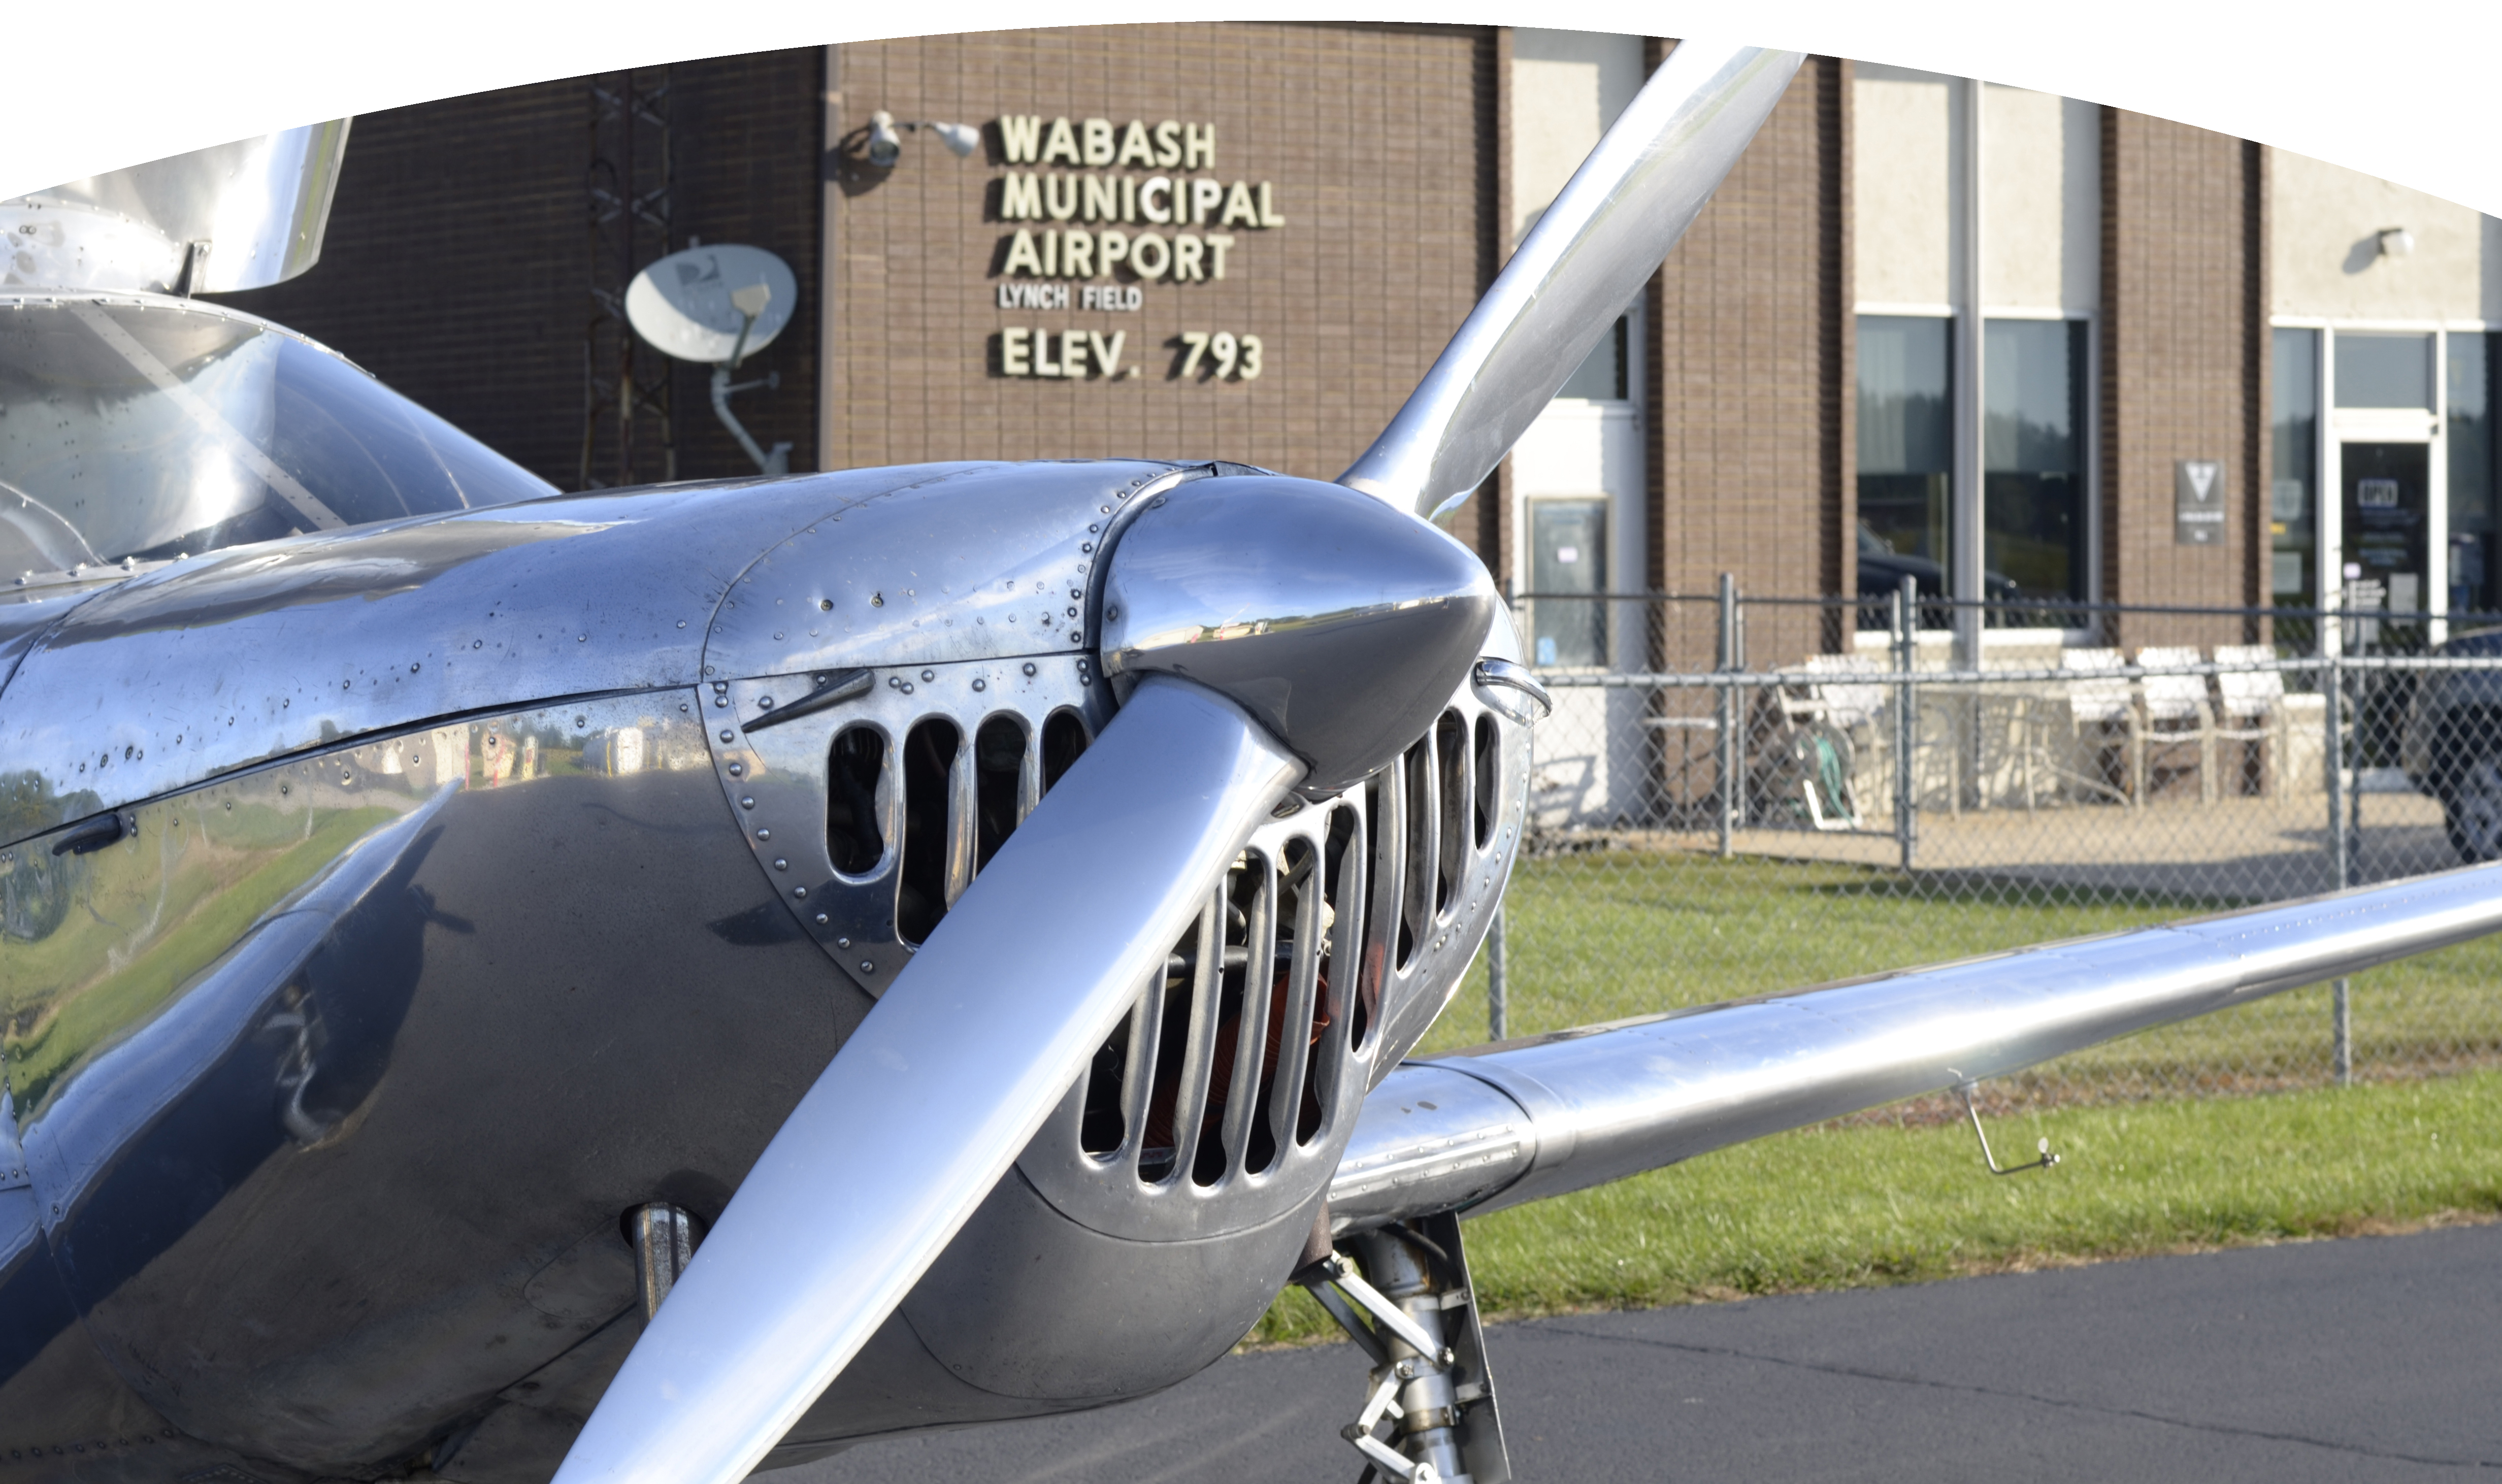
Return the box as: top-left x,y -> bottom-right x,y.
867,110 -> 903,168
864,111 -> 978,167
2378,225 -> 2415,258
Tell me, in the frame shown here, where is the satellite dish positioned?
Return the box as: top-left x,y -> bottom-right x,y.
624,244 -> 798,366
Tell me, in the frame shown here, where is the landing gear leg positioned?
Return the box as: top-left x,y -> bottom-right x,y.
1296,1212 -> 1510,1484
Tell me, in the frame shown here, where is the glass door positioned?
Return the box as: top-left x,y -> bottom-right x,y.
1530,498 -> 1608,667
2326,329 -> 2439,647
2341,441 -> 2431,624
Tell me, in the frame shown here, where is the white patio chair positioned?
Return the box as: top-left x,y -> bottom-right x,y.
2135,646 -> 2219,803
2211,644 -> 2286,798
1780,653 -> 1887,730
2058,648 -> 2142,805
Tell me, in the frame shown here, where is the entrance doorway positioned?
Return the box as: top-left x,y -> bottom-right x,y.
2341,442 -> 2430,619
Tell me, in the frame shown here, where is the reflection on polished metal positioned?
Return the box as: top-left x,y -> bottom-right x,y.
1337,43 -> 1802,518
0,122 -> 351,294
0,696 -> 871,1476
1098,474 -> 1500,793
554,678 -> 1301,1484
0,1080 -> 27,1192
633,1205 -> 696,1320
0,415 -> 1534,1474
0,453 -> 1169,848
0,291 -> 555,604
1330,863 -> 2502,1232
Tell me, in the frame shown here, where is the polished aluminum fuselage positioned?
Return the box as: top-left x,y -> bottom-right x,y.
0,457 -> 1525,1482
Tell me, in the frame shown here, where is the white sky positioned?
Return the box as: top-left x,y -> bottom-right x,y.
6,2 -> 2497,219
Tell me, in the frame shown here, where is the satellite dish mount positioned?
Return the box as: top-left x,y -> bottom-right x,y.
623,244 -> 801,476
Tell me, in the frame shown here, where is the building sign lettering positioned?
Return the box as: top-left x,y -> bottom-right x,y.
1000,327 -> 1128,379
995,283 -> 1144,311
986,115 -> 1278,382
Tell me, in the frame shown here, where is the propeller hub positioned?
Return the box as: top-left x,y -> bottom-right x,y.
1097,475 -> 1499,794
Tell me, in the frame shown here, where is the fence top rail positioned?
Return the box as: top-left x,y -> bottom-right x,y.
1537,653 -> 2502,688
1507,590 -> 2502,628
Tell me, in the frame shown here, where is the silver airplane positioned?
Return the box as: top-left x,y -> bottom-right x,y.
5,43 -> 2499,1484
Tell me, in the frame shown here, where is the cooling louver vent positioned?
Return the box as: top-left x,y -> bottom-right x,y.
705,655 -> 1114,999
1015,696 -> 1526,1242
708,658 -> 1530,1242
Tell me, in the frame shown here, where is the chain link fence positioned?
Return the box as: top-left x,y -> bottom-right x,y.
1434,583 -> 2502,1112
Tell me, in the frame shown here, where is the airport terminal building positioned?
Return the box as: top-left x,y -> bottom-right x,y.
231,25 -> 2502,670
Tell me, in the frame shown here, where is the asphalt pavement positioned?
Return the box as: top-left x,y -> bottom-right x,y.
790,1220 -> 2502,1482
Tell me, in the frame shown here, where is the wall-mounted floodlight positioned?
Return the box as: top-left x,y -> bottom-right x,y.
867,111 -> 904,168
624,242 -> 800,476
2378,226 -> 2416,258
865,111 -> 979,168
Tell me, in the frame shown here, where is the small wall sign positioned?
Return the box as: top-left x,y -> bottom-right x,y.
2175,459 -> 2226,545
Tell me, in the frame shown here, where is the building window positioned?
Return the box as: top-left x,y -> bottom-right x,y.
1529,498 -> 1608,666
1855,315 -> 1953,602
2335,332 -> 2434,410
1984,318 -> 2090,608
2451,331 -> 2497,616
2271,327 -> 2320,605
1858,314 -> 2091,621
1558,316 -> 1629,401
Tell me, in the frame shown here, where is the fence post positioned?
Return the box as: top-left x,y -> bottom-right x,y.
1487,904 -> 1507,1042
2325,618 -> 2354,1086
2332,978 -> 2352,1086
2327,638 -> 2348,891
1895,575 -> 1918,872
1718,573 -> 1738,859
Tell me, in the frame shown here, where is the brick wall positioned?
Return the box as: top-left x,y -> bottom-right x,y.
667,52 -> 829,480
215,50 -> 826,490
1647,55 -> 1850,669
2099,108 -> 2264,649
215,79 -> 590,484
824,24 -> 1494,492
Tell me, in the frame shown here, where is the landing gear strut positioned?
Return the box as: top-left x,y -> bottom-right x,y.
1297,1212 -> 1510,1484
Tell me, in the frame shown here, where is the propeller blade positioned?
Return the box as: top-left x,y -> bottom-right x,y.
550,677 -> 1301,1484
1338,41 -> 1803,518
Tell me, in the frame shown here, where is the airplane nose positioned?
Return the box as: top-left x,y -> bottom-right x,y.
1099,475 -> 1499,794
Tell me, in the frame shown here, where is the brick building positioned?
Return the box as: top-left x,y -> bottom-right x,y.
225,26 -> 2502,672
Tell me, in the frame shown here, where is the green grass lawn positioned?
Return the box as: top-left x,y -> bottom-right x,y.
1252,1068 -> 2502,1346
1246,849 -> 2502,1348
1417,851 -> 2502,1096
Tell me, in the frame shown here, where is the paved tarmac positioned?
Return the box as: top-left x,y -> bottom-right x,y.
794,1221 -> 2502,1482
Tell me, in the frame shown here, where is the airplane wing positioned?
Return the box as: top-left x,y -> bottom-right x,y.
1333,865 -> 2502,1230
